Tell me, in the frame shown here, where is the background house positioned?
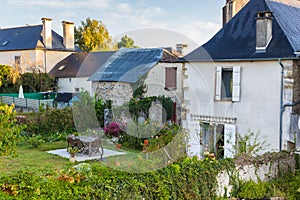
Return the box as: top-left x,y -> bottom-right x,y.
88,47 -> 182,122
49,51 -> 115,95
182,0 -> 300,158
0,18 -> 78,73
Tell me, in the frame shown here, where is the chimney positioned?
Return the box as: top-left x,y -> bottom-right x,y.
176,44 -> 188,56
62,21 -> 75,50
41,17 -> 52,48
256,11 -> 273,52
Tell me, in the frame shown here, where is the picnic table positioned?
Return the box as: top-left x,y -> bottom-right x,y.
67,134 -> 103,160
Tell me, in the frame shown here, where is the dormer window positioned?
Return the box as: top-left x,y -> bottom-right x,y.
1,41 -> 9,46
58,65 -> 66,71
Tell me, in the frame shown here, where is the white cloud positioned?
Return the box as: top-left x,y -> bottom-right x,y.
178,20 -> 221,45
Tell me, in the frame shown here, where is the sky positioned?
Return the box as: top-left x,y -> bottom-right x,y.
0,0 -> 225,53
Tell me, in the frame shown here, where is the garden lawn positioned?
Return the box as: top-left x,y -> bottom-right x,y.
0,141 -> 70,174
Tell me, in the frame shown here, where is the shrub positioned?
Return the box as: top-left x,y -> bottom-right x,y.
0,103 -> 25,156
23,107 -> 75,138
0,157 -> 229,199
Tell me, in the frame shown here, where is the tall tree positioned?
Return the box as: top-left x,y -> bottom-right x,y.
0,65 -> 12,87
117,35 -> 139,49
75,18 -> 113,52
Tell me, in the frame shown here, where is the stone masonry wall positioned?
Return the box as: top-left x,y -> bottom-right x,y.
92,82 -> 133,106
217,152 -> 295,197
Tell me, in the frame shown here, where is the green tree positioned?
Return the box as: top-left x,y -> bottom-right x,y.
0,65 -> 12,87
117,35 -> 139,49
0,103 -> 25,156
75,18 -> 113,52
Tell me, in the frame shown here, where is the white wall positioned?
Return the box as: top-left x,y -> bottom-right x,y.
58,77 -> 92,95
144,62 -> 183,121
0,49 -> 72,73
183,60 -> 293,156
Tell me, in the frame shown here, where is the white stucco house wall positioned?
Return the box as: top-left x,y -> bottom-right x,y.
0,18 -> 78,73
49,51 -> 115,95
182,0 -> 300,158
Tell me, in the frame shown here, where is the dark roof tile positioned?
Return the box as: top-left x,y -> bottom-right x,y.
184,0 -> 299,61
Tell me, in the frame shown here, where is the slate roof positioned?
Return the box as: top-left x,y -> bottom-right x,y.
184,0 -> 300,61
49,51 -> 115,78
88,48 -> 172,83
0,24 -> 76,51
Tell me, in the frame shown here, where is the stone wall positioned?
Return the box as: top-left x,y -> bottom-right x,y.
217,152 -> 295,197
92,82 -> 133,106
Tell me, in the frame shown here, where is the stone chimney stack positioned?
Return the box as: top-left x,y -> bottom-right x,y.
176,44 -> 188,56
41,17 -> 52,48
256,11 -> 273,52
62,21 -> 75,50
223,0 -> 250,26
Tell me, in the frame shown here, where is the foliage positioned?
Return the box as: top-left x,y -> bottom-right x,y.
75,18 -> 113,52
0,103 -> 25,156
0,64 -> 12,87
72,90 -> 99,132
0,156 -> 230,199
21,72 -> 57,93
67,146 -> 79,156
235,131 -> 267,157
94,95 -> 112,127
117,35 -> 139,49
23,107 -> 75,139
145,123 -> 180,152
129,95 -> 174,121
27,135 -> 44,148
103,121 -> 125,138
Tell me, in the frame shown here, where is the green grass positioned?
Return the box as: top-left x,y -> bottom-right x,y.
0,141 -> 70,174
0,140 -> 144,174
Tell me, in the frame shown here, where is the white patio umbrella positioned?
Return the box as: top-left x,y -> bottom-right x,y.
18,85 -> 24,98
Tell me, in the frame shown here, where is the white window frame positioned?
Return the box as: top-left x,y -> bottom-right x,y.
215,66 -> 241,102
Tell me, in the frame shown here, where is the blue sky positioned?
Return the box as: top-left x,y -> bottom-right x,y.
0,0 -> 225,52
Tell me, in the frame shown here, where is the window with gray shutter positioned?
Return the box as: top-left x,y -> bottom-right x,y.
165,67 -> 177,90
215,66 -> 241,102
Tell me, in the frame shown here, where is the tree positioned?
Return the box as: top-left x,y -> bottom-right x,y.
0,103 -> 25,156
0,65 -> 12,87
75,18 -> 113,52
117,35 -> 139,49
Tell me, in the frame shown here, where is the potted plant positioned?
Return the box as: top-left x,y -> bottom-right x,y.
68,146 -> 79,163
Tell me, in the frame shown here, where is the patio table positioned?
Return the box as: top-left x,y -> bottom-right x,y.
68,135 -> 103,159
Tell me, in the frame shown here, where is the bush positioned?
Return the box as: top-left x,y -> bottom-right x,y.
0,103 -> 25,156
23,107 -> 75,138
0,157 -> 229,199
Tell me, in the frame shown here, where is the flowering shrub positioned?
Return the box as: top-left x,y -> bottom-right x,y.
103,122 -> 125,138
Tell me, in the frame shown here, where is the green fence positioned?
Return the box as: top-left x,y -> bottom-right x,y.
0,92 -> 56,100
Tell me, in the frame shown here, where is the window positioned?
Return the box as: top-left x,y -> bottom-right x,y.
221,69 -> 233,98
165,67 -> 177,90
215,66 -> 241,101
58,65 -> 66,71
75,88 -> 79,92
15,56 -> 21,66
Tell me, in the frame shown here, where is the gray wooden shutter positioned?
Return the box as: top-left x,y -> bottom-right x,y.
232,66 -> 241,102
215,66 -> 222,101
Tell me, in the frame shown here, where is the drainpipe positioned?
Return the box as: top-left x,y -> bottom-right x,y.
279,59 -> 300,151
279,59 -> 284,151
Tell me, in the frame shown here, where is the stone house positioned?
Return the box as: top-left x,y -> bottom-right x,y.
49,51 -> 115,95
88,47 -> 182,122
0,18 -> 78,73
182,0 -> 300,158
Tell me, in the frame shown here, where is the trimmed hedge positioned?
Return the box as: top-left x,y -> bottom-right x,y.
0,157 -> 230,199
